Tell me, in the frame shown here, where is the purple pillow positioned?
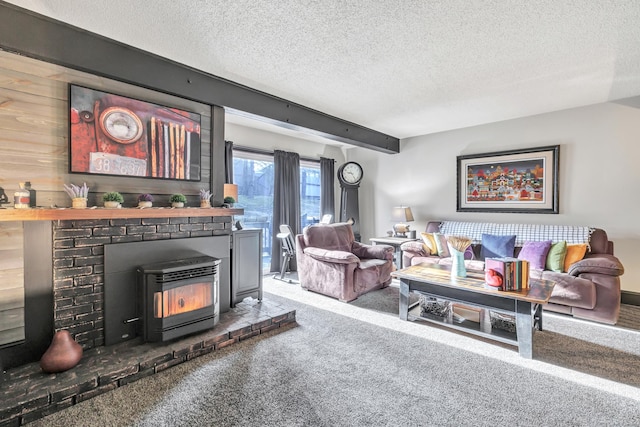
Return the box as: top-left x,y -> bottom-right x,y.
480,234 -> 516,260
517,240 -> 552,270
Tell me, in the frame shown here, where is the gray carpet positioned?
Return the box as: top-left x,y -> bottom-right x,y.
30,279 -> 640,427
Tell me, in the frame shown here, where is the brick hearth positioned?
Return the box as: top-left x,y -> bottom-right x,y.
0,296 -> 296,426
51,216 -> 231,350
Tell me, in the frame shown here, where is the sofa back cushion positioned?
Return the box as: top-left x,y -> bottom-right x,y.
303,223 -> 354,252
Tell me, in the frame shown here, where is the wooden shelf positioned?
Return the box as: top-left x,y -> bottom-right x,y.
0,207 -> 244,222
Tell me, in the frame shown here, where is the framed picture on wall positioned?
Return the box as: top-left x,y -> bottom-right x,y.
457,145 -> 559,214
69,84 -> 202,181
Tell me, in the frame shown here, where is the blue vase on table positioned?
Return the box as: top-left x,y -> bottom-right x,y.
451,248 -> 467,278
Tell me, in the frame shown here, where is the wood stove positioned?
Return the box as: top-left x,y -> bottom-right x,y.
138,255 -> 220,342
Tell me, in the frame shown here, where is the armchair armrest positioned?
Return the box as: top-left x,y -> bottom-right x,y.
351,241 -> 393,260
303,247 -> 360,264
400,241 -> 430,256
567,254 -> 624,277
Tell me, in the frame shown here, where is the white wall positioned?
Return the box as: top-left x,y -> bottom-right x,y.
225,122 -> 346,163
349,102 -> 640,293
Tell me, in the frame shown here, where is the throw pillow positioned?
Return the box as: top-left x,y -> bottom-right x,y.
563,243 -> 588,272
434,233 -> 450,258
401,240 -> 430,255
517,240 -> 552,270
480,234 -> 516,260
545,241 -> 567,272
420,232 -> 438,255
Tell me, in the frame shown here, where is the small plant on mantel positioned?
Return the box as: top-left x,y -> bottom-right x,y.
102,191 -> 124,209
63,183 -> 89,209
170,193 -> 187,208
199,189 -> 212,208
137,193 -> 154,208
223,196 -> 236,208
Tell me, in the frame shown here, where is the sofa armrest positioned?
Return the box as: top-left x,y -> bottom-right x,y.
303,247 -> 360,264
351,241 -> 393,260
567,254 -> 624,277
400,241 -> 430,256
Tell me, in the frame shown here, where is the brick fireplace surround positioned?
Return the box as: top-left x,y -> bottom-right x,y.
0,208 -> 297,426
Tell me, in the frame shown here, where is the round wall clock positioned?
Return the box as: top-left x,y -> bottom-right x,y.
337,161 -> 363,186
98,106 -> 144,144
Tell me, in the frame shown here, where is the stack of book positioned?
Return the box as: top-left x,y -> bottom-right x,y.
484,258 -> 530,291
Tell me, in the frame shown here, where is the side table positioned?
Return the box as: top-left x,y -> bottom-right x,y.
369,236 -> 419,270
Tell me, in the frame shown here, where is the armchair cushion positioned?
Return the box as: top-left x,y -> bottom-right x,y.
352,241 -> 393,260
303,247 -> 359,264
303,223 -> 353,252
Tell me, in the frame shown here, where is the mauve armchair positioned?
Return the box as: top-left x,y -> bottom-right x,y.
295,223 -> 394,302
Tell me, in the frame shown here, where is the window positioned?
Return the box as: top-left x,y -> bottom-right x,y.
300,160 -> 321,228
232,151 -> 321,271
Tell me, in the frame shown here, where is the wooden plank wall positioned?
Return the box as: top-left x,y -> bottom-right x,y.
0,49 -> 212,208
0,222 -> 24,346
0,49 -> 213,348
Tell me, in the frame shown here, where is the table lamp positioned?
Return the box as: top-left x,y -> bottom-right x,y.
391,206 -> 414,237
223,183 -> 238,204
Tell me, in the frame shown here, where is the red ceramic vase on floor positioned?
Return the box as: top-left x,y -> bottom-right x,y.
40,330 -> 83,373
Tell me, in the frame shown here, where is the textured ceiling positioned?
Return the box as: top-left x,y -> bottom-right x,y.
7,0 -> 640,140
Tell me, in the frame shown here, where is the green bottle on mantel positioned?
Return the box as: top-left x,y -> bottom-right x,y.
24,181 -> 36,207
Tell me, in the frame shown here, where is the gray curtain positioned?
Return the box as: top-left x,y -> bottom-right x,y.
320,157 -> 335,221
224,140 -> 234,183
270,150 -> 300,273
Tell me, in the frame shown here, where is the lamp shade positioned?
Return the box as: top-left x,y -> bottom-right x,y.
223,183 -> 238,201
391,206 -> 414,223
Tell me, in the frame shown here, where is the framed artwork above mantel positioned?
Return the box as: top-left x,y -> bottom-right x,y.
457,145 -> 559,214
69,84 -> 202,181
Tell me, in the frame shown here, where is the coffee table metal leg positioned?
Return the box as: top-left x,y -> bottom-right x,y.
533,304 -> 543,331
515,300 -> 533,359
399,280 -> 409,321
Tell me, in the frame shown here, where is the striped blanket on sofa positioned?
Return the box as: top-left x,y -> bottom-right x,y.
439,221 -> 593,248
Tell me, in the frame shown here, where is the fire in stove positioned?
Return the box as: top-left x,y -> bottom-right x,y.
138,255 -> 220,342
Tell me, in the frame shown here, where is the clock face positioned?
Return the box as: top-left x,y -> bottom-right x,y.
99,107 -> 144,144
340,162 -> 363,184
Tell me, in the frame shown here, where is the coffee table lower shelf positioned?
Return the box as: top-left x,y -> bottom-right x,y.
407,301 -> 519,347
394,264 -> 555,359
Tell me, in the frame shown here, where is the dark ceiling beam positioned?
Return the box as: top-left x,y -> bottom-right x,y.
0,2 -> 399,153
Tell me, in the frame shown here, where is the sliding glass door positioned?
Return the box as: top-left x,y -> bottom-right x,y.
233,150 -> 320,271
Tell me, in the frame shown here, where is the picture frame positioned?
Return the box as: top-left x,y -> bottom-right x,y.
69,84 -> 202,181
457,145 -> 559,214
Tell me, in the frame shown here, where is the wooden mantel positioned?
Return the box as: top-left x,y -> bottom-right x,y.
0,207 -> 244,222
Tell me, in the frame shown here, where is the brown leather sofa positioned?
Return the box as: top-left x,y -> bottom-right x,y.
296,223 -> 394,302
401,221 -> 624,325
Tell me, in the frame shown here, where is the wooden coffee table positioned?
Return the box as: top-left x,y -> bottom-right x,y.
392,263 -> 555,358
